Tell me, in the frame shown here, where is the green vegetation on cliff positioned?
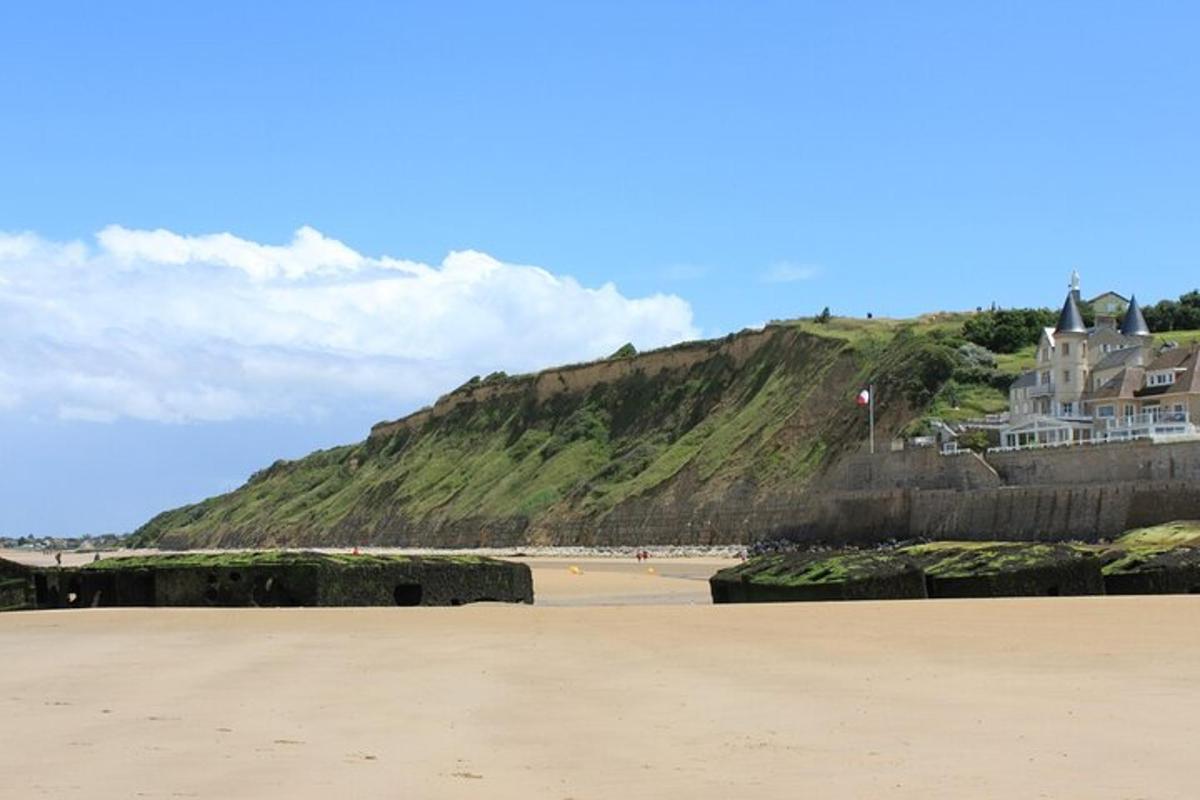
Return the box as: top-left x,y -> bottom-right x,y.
130,314 -> 1027,549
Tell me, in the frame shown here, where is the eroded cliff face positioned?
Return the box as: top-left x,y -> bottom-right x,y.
131,320 -> 953,549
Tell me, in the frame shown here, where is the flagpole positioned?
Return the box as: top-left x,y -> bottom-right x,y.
869,382 -> 875,455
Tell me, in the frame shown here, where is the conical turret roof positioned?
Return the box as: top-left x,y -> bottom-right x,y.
1054,291 -> 1087,334
1120,294 -> 1151,336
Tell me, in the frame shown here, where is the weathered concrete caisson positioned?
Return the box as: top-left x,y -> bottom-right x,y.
710,551 -> 928,603
1102,547 -> 1200,595
6,552 -> 533,611
0,557 -> 34,611
905,543 -> 1106,598
711,543 -> 1110,603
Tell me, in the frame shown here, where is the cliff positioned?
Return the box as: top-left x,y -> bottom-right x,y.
130,316 -> 979,548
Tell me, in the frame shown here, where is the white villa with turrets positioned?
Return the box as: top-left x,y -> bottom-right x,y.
1001,272 -> 1200,448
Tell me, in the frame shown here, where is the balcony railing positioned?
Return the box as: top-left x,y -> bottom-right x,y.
1095,410 -> 1191,434
1027,384 -> 1054,397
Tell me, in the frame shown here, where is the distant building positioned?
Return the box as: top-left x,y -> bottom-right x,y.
1087,290 -> 1129,317
1001,273 -> 1198,448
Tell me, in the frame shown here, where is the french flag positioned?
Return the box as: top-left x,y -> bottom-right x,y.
856,388 -> 870,406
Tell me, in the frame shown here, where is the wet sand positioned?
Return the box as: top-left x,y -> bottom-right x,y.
1,557 -> 1198,798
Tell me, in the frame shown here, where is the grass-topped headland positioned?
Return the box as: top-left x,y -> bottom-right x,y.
131,312 -> 1045,550
126,291 -> 1200,551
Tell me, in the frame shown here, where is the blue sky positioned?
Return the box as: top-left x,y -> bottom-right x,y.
2,2 -> 1198,535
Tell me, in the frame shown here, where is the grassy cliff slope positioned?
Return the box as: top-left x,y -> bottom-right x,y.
130,316 -> 1011,549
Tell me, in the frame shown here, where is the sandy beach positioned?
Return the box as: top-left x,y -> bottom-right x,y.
1,556 -> 1198,799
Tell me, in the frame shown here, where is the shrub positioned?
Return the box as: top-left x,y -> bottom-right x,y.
962,308 -> 1056,353
957,429 -> 991,452
902,341 -> 958,405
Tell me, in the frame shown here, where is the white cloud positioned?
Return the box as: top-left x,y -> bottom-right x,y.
0,227 -> 698,423
762,261 -> 821,283
96,225 -> 371,280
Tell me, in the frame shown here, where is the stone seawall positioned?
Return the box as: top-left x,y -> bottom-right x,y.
987,440 -> 1200,486
822,440 -> 1200,493
768,440 -> 1200,544
573,441 -> 1200,546
819,448 -> 1002,491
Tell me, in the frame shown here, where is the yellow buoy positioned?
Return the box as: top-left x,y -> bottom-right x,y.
568,565 -> 582,575
646,566 -> 656,575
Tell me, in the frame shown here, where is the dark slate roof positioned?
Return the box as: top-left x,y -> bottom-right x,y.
1085,367 -> 1144,401
1119,295 -> 1151,337
1160,346 -> 1200,397
1094,346 -> 1145,372
1129,345 -> 1200,398
1147,345 -> 1194,372
1054,292 -> 1087,334
1010,370 -> 1038,389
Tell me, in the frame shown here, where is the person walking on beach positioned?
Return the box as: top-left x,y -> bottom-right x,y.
54,551 -> 62,567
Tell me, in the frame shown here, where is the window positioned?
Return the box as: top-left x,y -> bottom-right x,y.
1040,371 -> 1051,385
1148,372 -> 1176,386
1061,402 -> 1074,416
1062,342 -> 1070,356
1063,370 -> 1071,384
1097,405 -> 1115,418
1124,404 -> 1135,418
